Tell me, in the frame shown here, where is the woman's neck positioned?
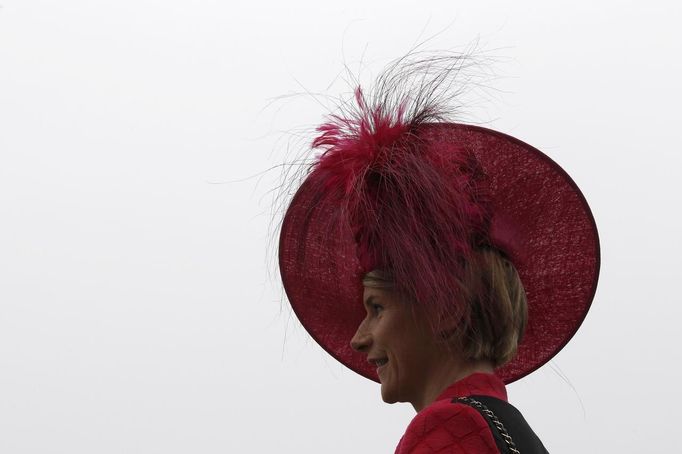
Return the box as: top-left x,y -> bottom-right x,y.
411,358 -> 494,412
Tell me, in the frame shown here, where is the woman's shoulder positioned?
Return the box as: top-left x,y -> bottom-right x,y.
395,398 -> 499,454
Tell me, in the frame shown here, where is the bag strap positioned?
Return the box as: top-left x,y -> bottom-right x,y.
453,396 -> 521,454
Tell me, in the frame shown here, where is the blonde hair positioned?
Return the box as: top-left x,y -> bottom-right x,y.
362,248 -> 527,368
457,248 -> 527,367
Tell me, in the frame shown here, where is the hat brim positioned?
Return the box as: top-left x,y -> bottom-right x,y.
279,123 -> 600,384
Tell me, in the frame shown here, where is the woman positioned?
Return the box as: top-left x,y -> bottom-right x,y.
278,55 -> 600,453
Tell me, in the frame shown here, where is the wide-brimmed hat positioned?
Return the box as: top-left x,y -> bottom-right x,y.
278,73 -> 600,384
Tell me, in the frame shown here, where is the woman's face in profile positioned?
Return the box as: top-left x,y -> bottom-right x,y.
350,285 -> 444,406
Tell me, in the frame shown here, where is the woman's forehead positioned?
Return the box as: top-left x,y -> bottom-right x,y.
362,285 -> 390,300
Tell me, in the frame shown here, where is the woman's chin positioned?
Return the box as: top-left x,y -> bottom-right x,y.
380,383 -> 400,404
380,389 -> 397,404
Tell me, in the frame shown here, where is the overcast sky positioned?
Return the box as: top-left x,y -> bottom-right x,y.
1,1 -> 681,452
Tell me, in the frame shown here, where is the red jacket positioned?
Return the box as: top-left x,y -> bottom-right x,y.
394,373 -> 507,454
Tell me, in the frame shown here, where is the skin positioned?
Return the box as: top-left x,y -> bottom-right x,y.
350,285 -> 494,412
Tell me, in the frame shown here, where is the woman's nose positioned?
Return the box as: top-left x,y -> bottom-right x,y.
350,323 -> 371,352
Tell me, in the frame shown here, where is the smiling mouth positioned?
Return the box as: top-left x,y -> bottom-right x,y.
370,358 -> 388,368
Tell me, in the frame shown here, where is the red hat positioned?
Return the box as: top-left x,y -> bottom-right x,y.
278,65 -> 600,384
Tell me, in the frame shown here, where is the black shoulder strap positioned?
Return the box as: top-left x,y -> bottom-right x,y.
452,395 -> 550,454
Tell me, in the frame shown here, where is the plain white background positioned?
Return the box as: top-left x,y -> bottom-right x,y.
1,1 -> 681,452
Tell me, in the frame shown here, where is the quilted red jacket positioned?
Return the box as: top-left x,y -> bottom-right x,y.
394,373 -> 507,454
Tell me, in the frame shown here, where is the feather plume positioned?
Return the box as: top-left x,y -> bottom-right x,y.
302,52 -> 495,332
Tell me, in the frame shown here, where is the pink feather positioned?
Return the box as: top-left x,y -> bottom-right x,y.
303,81 -> 495,332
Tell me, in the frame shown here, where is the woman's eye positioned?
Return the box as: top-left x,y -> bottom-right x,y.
372,304 -> 384,313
